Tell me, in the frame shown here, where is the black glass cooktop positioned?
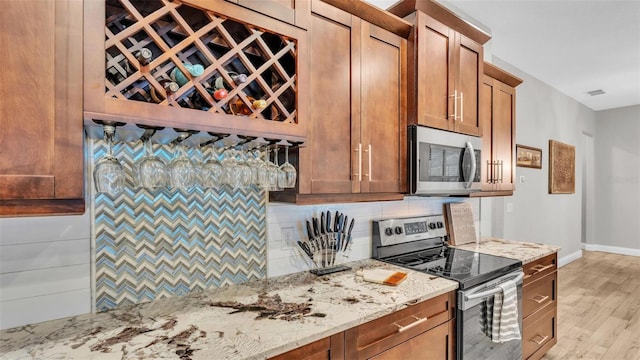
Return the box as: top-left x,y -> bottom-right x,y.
383,246 -> 522,290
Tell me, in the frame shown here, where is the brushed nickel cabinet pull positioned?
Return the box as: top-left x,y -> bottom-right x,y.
449,90 -> 458,120
354,144 -> 362,182
531,294 -> 549,304
531,334 -> 549,345
394,315 -> 428,333
459,92 -> 464,122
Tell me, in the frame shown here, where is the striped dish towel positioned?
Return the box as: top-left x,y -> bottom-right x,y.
480,279 -> 521,343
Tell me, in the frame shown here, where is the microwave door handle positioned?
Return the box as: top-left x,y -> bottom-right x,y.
464,141 -> 476,189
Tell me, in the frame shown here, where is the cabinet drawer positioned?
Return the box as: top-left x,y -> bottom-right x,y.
345,291 -> 454,359
370,319 -> 454,360
523,306 -> 557,360
523,253 -> 557,285
523,272 -> 557,319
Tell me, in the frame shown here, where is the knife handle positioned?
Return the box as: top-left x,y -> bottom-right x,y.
306,220 -> 314,240
320,213 -> 326,234
312,217 -> 319,237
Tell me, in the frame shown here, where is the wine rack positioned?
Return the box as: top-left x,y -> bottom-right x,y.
100,0 -> 299,125
83,0 -> 308,142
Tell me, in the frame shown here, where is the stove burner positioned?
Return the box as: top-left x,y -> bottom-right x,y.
429,264 -> 472,275
396,255 -> 422,264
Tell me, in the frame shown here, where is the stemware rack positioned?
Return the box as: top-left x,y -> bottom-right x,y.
85,120 -> 304,150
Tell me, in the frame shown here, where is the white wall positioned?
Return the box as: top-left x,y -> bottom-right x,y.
0,211 -> 92,330
267,197 -> 485,277
487,57 -> 597,266
593,105 -> 640,254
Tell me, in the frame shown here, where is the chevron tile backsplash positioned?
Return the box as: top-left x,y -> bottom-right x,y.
91,138 -> 267,312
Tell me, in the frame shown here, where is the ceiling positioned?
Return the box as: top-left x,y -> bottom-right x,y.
365,0 -> 640,111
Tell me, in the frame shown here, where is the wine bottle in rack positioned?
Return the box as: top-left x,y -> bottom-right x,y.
211,72 -> 248,100
230,96 -> 267,116
133,48 -> 153,66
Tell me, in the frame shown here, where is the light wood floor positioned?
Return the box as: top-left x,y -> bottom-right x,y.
542,251 -> 640,360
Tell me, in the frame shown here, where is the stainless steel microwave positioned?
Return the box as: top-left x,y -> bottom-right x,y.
408,125 -> 482,195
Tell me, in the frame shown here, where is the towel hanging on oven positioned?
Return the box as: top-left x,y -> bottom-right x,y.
480,278 -> 521,343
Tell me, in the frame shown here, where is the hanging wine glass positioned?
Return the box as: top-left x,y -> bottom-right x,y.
93,125 -> 126,196
279,143 -> 297,188
168,133 -> 196,189
201,141 -> 225,188
135,130 -> 167,189
266,147 -> 281,191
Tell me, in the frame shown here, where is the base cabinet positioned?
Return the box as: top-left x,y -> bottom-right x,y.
271,291 -> 455,360
522,253 -> 558,359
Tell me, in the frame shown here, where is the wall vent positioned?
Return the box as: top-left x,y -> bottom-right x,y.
587,89 -> 606,96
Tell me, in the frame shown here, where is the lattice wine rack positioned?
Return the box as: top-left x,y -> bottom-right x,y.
104,0 -> 297,124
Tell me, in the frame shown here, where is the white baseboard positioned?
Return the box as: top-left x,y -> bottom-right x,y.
582,243 -> 640,257
558,250 -> 583,268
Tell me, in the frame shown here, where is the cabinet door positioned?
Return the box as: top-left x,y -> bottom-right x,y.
360,23 -> 406,194
493,81 -> 515,190
0,0 -> 84,216
454,34 -> 483,136
232,0 -> 310,29
299,1 -> 359,194
479,75 -> 495,190
369,320 -> 455,360
269,333 -> 344,360
414,13 -> 456,131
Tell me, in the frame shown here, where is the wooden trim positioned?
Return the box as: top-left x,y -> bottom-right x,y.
0,199 -> 85,217
320,0 -> 413,38
268,192 -> 405,204
484,62 -> 523,87
387,0 -> 491,44
0,175 -> 55,199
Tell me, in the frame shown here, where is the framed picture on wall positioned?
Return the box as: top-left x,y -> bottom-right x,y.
549,140 -> 576,194
516,144 -> 542,169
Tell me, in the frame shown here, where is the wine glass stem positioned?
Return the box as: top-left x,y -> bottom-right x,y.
144,138 -> 153,156
107,135 -> 114,157
285,145 -> 290,164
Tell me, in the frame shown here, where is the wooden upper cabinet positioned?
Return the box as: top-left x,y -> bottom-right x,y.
408,12 -> 482,136
389,0 -> 488,137
271,0 -> 406,204
0,0 -> 84,216
360,23 -> 407,194
84,0 -> 308,142
480,63 -> 522,193
228,0 -> 310,29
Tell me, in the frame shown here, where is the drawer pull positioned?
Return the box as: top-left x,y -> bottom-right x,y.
531,334 -> 549,345
525,264 -> 554,279
394,316 -> 428,333
531,294 -> 549,304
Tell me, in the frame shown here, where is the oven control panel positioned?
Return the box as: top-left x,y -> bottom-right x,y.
373,215 -> 447,247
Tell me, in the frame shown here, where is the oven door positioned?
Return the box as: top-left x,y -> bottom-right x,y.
457,271 -> 524,360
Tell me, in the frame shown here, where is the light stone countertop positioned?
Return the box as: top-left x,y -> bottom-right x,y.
0,260 -> 458,360
452,237 -> 560,264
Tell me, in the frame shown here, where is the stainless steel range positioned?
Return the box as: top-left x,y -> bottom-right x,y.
372,215 -> 524,360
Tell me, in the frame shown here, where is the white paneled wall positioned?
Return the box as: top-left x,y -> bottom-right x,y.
0,211 -> 91,330
267,197 -> 484,277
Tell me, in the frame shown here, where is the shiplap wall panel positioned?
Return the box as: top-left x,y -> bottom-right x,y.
0,239 -> 89,273
0,289 -> 91,330
0,212 -> 90,245
0,212 -> 91,330
0,264 -> 90,302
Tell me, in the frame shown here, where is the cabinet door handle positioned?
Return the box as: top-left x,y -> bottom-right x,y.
449,90 -> 458,120
531,334 -> 549,345
393,315 -> 428,333
487,160 -> 493,183
354,144 -> 362,182
367,144 -> 373,181
499,160 -> 504,183
530,294 -> 549,304
459,92 -> 464,122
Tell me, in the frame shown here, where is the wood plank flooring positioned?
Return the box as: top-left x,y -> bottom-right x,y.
542,251 -> 640,360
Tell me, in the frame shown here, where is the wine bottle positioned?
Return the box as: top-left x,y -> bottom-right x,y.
133,48 -> 153,66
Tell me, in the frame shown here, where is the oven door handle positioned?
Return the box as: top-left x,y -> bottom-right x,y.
464,272 -> 524,301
